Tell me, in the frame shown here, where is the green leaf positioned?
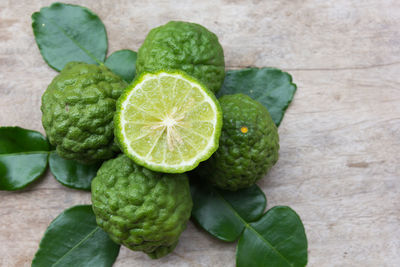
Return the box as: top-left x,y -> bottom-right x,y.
190,181 -> 266,242
218,68 -> 297,126
105,49 -> 137,82
236,206 -> 308,267
49,151 -> 101,191
0,153 -> 48,190
32,205 -> 120,267
0,126 -> 50,153
32,2 -> 107,71
0,127 -> 49,190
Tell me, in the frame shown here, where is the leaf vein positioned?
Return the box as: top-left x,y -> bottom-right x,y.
247,225 -> 293,266
213,188 -> 293,266
52,227 -> 100,266
40,15 -> 102,65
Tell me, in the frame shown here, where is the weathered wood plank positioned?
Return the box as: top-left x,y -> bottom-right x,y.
1,0 -> 399,266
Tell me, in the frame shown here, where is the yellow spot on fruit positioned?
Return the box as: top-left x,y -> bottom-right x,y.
240,126 -> 248,134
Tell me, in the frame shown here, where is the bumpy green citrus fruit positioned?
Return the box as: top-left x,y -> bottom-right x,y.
136,21 -> 225,94
196,94 -> 279,191
41,62 -> 127,164
91,154 -> 193,259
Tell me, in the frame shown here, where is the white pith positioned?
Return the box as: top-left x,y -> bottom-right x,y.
119,72 -> 219,170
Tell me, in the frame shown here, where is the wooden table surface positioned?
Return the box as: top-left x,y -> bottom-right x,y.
1,0 -> 399,266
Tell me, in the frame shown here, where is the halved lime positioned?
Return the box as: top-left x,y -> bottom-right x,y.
114,70 -> 222,173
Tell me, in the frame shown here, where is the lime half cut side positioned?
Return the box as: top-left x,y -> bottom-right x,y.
115,70 -> 222,173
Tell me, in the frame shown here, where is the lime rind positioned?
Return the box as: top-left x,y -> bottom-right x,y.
115,70 -> 222,173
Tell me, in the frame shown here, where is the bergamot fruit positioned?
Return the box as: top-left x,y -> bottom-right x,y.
136,21 -> 225,94
41,62 -> 127,163
114,70 -> 222,173
91,154 -> 193,259
196,94 -> 279,191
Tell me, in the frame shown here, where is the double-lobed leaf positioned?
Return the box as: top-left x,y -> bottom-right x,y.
31,3 -> 138,85
32,205 -> 120,267
190,181 -> 308,267
219,68 -> 297,126
32,2 -> 108,71
49,152 -> 101,191
0,127 -> 100,191
0,127 -> 50,190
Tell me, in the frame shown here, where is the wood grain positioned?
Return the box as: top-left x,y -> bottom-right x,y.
1,0 -> 399,266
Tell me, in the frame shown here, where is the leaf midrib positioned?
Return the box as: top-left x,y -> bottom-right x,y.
52,226 -> 100,266
213,187 -> 293,266
40,14 -> 102,65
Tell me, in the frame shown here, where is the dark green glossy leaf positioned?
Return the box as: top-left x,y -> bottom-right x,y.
218,68 -> 297,126
190,181 -> 266,242
32,205 -> 120,267
0,126 -> 49,154
0,153 -> 48,190
49,152 -> 101,191
236,206 -> 308,267
0,127 -> 50,191
219,185 -> 267,222
32,2 -> 107,71
105,49 -> 137,82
